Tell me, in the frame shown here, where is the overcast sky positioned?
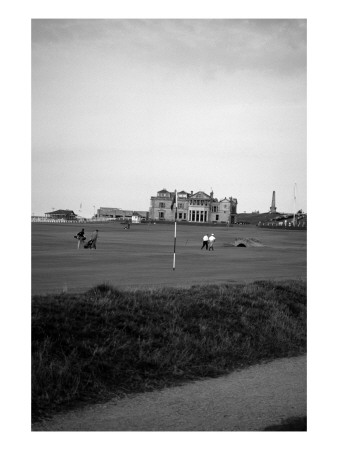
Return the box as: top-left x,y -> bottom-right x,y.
32,19 -> 306,217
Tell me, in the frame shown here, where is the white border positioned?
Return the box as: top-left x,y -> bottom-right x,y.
2,0 -> 337,448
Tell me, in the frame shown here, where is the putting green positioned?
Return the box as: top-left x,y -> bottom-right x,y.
31,222 -> 306,294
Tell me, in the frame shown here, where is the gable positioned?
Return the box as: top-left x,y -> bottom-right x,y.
190,191 -> 211,200
219,198 -> 230,204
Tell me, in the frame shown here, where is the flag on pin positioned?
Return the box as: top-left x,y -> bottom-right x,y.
171,191 -> 176,210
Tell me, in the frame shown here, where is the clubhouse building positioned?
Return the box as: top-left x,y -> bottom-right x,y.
149,189 -> 238,224
44,209 -> 78,220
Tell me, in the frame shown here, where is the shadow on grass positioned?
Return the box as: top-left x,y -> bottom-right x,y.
263,416 -> 307,431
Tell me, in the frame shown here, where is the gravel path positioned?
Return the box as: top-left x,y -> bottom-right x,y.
33,355 -> 306,431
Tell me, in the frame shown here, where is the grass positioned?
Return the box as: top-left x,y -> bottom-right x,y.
263,416 -> 307,431
31,222 -> 307,294
32,279 -> 306,422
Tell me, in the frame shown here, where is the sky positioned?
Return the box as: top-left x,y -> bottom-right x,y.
32,19 -> 306,217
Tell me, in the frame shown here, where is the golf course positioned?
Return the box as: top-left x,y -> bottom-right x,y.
32,221 -> 307,428
31,222 -> 306,294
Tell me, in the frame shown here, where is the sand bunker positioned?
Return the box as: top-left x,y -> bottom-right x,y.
232,238 -> 265,247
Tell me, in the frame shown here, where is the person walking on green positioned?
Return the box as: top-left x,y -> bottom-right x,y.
208,233 -> 216,251
90,229 -> 99,249
201,234 -> 209,250
76,228 -> 86,250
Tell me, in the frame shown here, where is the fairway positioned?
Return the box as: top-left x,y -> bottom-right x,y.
31,222 -> 306,294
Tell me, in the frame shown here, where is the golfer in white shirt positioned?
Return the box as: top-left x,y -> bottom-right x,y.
201,234 -> 209,250
208,233 -> 216,251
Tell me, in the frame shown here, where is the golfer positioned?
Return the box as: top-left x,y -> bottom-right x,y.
201,234 -> 209,250
90,229 -> 99,249
76,228 -> 86,250
208,233 -> 216,251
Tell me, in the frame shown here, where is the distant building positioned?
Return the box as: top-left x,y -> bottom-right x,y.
45,209 -> 78,220
132,212 -> 142,223
97,207 -> 148,220
149,189 -> 238,224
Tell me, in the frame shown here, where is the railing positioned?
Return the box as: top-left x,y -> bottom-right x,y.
257,222 -> 307,230
31,217 -> 115,223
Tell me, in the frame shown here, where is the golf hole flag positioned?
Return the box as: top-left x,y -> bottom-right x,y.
171,192 -> 176,210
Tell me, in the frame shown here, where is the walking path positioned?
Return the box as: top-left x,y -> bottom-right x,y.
33,355 -> 306,431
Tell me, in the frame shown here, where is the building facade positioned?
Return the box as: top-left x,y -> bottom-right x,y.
149,189 -> 238,224
45,209 -> 78,220
97,207 -> 148,220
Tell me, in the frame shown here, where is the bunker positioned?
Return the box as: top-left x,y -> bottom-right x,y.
233,238 -> 265,248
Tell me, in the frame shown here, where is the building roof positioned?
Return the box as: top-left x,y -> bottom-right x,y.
45,209 -> 77,216
190,191 -> 212,199
99,207 -> 122,211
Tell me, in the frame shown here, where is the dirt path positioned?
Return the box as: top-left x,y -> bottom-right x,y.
33,355 -> 306,431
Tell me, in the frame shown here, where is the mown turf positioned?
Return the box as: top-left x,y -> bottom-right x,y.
32,280 -> 306,421
31,222 -> 307,294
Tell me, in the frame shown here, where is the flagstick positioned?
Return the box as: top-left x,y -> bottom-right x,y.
173,223 -> 176,270
293,182 -> 297,226
173,190 -> 177,270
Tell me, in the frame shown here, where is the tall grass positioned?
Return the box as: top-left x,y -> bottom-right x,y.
32,280 -> 306,421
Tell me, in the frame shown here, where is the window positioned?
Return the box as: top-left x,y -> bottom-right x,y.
178,203 -> 183,209
179,213 -> 182,219
159,202 -> 165,208
184,213 -> 187,220
216,215 -> 219,221
159,212 -> 164,219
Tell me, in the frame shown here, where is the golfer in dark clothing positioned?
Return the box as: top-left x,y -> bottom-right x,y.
76,228 -> 85,250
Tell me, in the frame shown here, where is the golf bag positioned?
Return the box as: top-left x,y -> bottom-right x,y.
84,239 -> 94,249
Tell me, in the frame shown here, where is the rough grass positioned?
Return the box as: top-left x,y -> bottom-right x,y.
32,280 -> 306,421
263,416 -> 307,431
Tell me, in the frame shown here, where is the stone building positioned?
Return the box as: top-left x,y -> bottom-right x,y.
149,189 -> 238,224
97,207 -> 148,220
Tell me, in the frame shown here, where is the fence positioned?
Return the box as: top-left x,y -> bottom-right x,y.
257,222 -> 307,230
31,217 -> 114,224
